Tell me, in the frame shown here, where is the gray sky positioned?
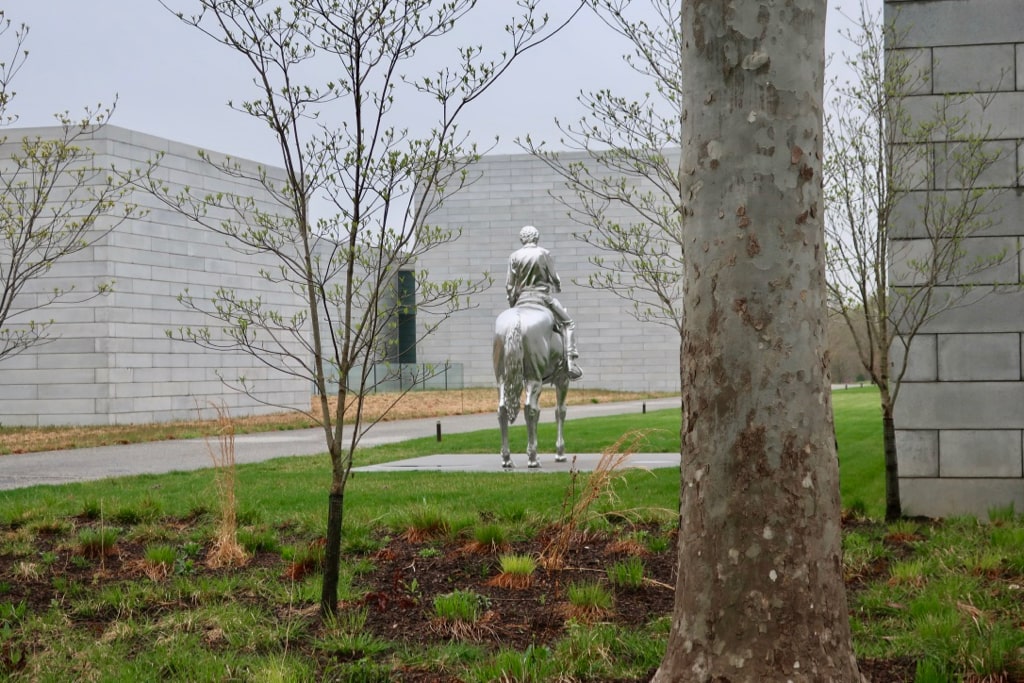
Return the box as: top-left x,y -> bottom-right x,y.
6,1 -> 876,165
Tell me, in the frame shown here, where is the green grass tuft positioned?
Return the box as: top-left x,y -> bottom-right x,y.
433,590 -> 488,623
607,556 -> 646,589
143,544 -> 177,568
394,504 -> 452,542
237,527 -> 280,554
469,644 -> 559,683
472,523 -> 508,551
566,581 -> 613,611
498,553 -> 537,577
76,527 -> 120,559
988,502 -> 1017,525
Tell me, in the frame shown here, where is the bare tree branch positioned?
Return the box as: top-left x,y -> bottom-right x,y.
0,12 -> 148,362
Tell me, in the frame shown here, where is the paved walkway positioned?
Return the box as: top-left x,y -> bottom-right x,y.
353,451 -> 679,473
0,398 -> 681,491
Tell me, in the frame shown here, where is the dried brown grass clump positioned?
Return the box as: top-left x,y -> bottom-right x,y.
400,526 -> 448,544
485,573 -> 533,590
460,539 -> 509,555
557,601 -> 613,624
540,431 -> 650,570
76,527 -> 120,560
139,559 -> 172,582
205,403 -> 249,570
207,537 -> 249,570
428,611 -> 498,642
605,538 -> 651,557
283,538 -> 326,581
398,505 -> 451,544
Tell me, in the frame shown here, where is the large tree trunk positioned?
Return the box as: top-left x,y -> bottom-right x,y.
653,1 -> 860,681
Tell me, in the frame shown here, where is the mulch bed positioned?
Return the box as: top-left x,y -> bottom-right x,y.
1,517 -> 919,681
356,528 -> 676,652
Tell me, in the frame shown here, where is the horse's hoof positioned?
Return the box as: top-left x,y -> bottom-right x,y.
502,459 -> 514,469
555,454 -> 567,463
527,460 -> 540,469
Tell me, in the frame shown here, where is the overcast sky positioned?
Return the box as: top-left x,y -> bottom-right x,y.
6,0 -> 876,165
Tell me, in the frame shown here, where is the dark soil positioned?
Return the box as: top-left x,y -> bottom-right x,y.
357,528 -> 676,653
0,517 -> 918,682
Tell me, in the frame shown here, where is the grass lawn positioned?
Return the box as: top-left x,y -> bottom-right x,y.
834,386 -> 887,518
3,386 -> 1023,681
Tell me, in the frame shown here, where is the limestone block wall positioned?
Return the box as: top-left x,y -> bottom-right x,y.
888,0 -> 1024,518
414,152 -> 682,394
0,126 -> 310,426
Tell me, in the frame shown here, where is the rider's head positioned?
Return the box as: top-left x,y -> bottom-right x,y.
519,225 -> 540,245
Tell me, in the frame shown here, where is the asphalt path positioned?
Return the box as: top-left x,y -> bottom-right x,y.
0,397 -> 681,491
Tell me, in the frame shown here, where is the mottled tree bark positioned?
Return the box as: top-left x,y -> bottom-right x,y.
653,1 -> 861,681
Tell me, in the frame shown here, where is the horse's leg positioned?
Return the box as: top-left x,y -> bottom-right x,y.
498,390 -> 513,468
525,381 -> 542,468
554,379 -> 568,462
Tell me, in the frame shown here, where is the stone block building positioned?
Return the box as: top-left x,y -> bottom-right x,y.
0,128 -> 680,427
0,126 -> 310,426
888,0 -> 1024,517
413,151 -> 682,394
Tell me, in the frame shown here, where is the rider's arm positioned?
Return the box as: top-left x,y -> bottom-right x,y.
543,252 -> 562,294
506,257 -> 518,305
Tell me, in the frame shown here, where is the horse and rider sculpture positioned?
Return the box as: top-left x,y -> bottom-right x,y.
493,225 -> 583,469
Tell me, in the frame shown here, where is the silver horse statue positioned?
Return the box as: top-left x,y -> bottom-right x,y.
492,299 -> 570,468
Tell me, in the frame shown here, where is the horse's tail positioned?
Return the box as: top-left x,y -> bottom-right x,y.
503,314 -> 524,423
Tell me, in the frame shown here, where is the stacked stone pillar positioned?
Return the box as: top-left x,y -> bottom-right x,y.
888,0 -> 1024,517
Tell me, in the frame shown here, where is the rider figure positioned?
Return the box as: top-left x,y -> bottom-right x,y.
506,225 -> 583,380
